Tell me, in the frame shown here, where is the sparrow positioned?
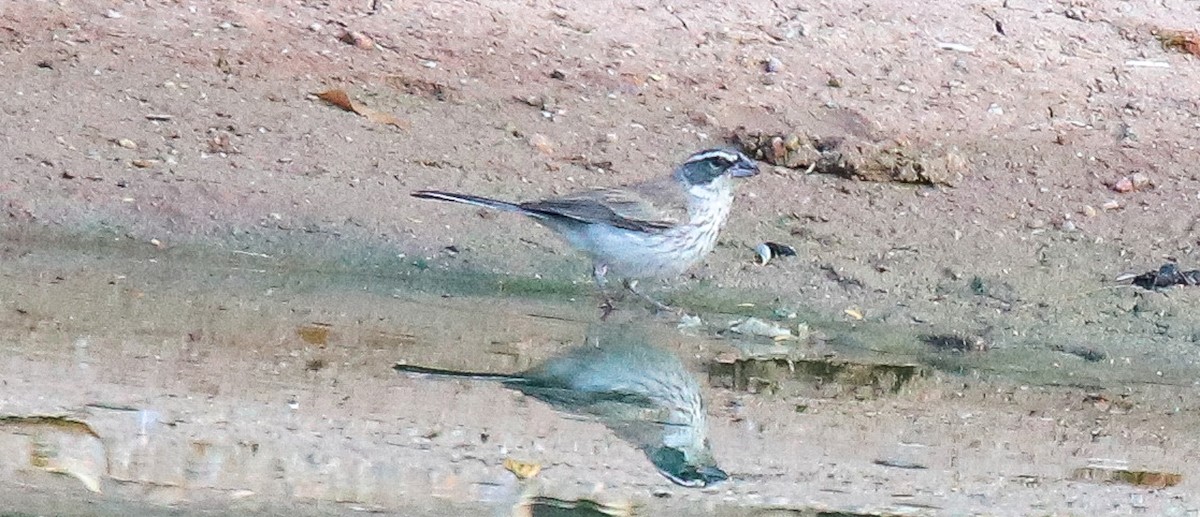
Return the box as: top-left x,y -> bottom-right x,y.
394,338 -> 727,487
411,148 -> 759,310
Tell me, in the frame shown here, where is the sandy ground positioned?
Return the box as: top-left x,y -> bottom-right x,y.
2,0 -> 1200,515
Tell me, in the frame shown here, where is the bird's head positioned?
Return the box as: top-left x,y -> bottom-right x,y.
673,148 -> 760,188
649,441 -> 728,488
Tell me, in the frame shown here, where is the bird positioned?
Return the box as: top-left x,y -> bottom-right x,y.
393,339 -> 728,488
411,148 -> 759,311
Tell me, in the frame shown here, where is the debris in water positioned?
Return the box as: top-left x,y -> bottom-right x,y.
296,323 -> 333,346
728,317 -> 795,340
709,356 -> 924,395
1053,344 -> 1106,362
873,458 -> 928,470
919,333 -> 988,353
512,495 -> 634,517
504,457 -> 542,480
1072,459 -> 1181,488
754,241 -> 797,265
1123,263 -> 1200,289
0,416 -> 107,493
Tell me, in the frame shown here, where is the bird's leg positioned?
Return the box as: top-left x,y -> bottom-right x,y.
593,263 -> 619,319
592,263 -> 610,290
623,279 -> 678,314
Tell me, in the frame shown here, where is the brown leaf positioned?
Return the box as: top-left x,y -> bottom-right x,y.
316,89 -> 410,129
316,89 -> 356,112
1156,29 -> 1200,57
503,457 -> 542,480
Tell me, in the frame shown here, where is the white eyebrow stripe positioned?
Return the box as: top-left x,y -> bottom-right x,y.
684,149 -> 741,164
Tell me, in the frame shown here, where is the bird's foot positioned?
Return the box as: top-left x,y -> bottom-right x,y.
624,280 -> 683,316
598,296 -> 619,320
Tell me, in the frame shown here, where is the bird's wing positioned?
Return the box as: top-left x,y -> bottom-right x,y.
519,183 -> 685,232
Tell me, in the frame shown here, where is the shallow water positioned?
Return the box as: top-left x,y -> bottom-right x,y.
2,228 -> 1197,516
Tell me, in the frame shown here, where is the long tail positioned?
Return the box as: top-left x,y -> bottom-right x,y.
393,363 -> 522,382
411,190 -> 523,213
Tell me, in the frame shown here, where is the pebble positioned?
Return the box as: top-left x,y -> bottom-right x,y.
764,56 -> 783,73
1081,205 -> 1097,217
339,30 -> 374,50
117,138 -> 137,149
1100,200 -> 1121,211
1112,172 -> 1150,193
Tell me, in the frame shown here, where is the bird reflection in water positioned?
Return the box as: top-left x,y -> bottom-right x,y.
393,328 -> 727,488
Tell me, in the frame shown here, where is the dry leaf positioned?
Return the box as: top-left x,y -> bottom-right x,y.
297,323 -> 332,346
1156,29 -> 1200,57
503,457 -> 542,480
316,89 -> 410,129
316,89 -> 355,112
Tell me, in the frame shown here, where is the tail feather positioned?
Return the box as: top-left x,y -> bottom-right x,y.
411,190 -> 522,212
393,363 -> 522,382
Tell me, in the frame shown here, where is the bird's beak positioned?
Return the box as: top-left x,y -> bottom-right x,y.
649,446 -> 730,487
730,157 -> 760,178
696,465 -> 729,485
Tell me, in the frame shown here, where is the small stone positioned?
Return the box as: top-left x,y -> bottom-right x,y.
549,69 -> 566,80
308,22 -> 323,32
105,9 -> 123,19
339,30 -> 374,50
603,133 -> 618,143
1112,172 -> 1150,193
528,133 -> 553,154
1113,177 -> 1133,192
1129,172 -> 1151,189
1081,205 -> 1097,217
130,159 -> 158,168
1101,200 -> 1121,211
1027,219 -> 1046,230
764,56 -> 783,73
987,103 -> 1004,115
